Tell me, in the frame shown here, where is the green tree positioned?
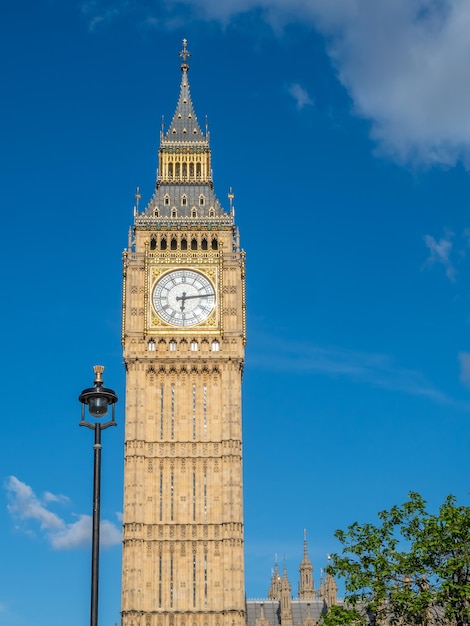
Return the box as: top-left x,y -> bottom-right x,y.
324,493 -> 470,626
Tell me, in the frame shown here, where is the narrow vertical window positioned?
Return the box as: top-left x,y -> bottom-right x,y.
193,552 -> 197,607
170,554 -> 174,607
158,554 -> 162,607
192,384 -> 196,440
192,472 -> 196,522
191,340 -> 198,352
203,384 -> 207,439
204,551 -> 208,607
148,339 -> 156,351
160,384 -> 164,439
170,470 -> 174,521
211,340 -> 220,352
201,238 -> 208,250
169,340 -> 177,352
171,384 -> 175,439
181,238 -> 188,250
159,469 -> 163,521
191,238 -> 197,250
203,470 -> 207,522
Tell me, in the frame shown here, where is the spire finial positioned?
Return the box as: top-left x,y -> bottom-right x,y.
180,38 -> 191,71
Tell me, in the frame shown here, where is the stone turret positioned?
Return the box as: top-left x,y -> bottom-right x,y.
268,558 -> 282,601
322,557 -> 338,609
298,531 -> 316,600
280,564 -> 293,626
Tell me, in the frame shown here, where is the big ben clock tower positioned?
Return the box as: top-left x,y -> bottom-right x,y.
121,40 -> 246,626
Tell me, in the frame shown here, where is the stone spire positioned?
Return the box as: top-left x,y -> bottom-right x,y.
298,530 -> 316,600
165,38 -> 205,142
324,572 -> 337,608
323,556 -> 337,608
142,39 -> 228,223
280,562 -> 293,626
268,557 -> 282,600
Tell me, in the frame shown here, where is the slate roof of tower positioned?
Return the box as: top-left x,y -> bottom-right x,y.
140,41 -> 231,225
165,61 -> 205,142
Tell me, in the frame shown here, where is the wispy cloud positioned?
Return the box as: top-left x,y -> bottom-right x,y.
81,0 -> 470,169
81,0 -> 132,31
250,334 -> 463,407
5,476 -> 121,550
458,352 -> 470,388
422,230 -> 455,282
287,83 -> 314,110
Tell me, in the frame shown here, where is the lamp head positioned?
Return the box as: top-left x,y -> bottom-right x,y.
79,365 -> 118,419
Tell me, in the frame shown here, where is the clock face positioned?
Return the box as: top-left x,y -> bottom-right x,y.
152,269 -> 216,327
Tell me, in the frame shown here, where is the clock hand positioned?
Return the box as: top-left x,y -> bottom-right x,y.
176,292 -> 214,301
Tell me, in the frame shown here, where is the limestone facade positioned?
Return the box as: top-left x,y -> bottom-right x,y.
121,40 -> 246,626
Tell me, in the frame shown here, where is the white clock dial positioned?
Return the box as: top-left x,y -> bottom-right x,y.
153,269 -> 215,327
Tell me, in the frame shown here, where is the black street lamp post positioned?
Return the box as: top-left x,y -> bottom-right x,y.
79,365 -> 118,626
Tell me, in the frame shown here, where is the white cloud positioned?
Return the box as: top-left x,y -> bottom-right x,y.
43,491 -> 70,504
423,230 -> 455,281
82,0 -> 470,168
287,83 -> 314,110
5,476 -> 121,550
50,514 -> 121,549
6,476 -> 65,531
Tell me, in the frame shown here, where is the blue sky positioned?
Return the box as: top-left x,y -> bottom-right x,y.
2,1 -> 470,625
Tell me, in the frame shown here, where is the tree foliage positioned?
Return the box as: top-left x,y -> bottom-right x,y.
324,493 -> 470,626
